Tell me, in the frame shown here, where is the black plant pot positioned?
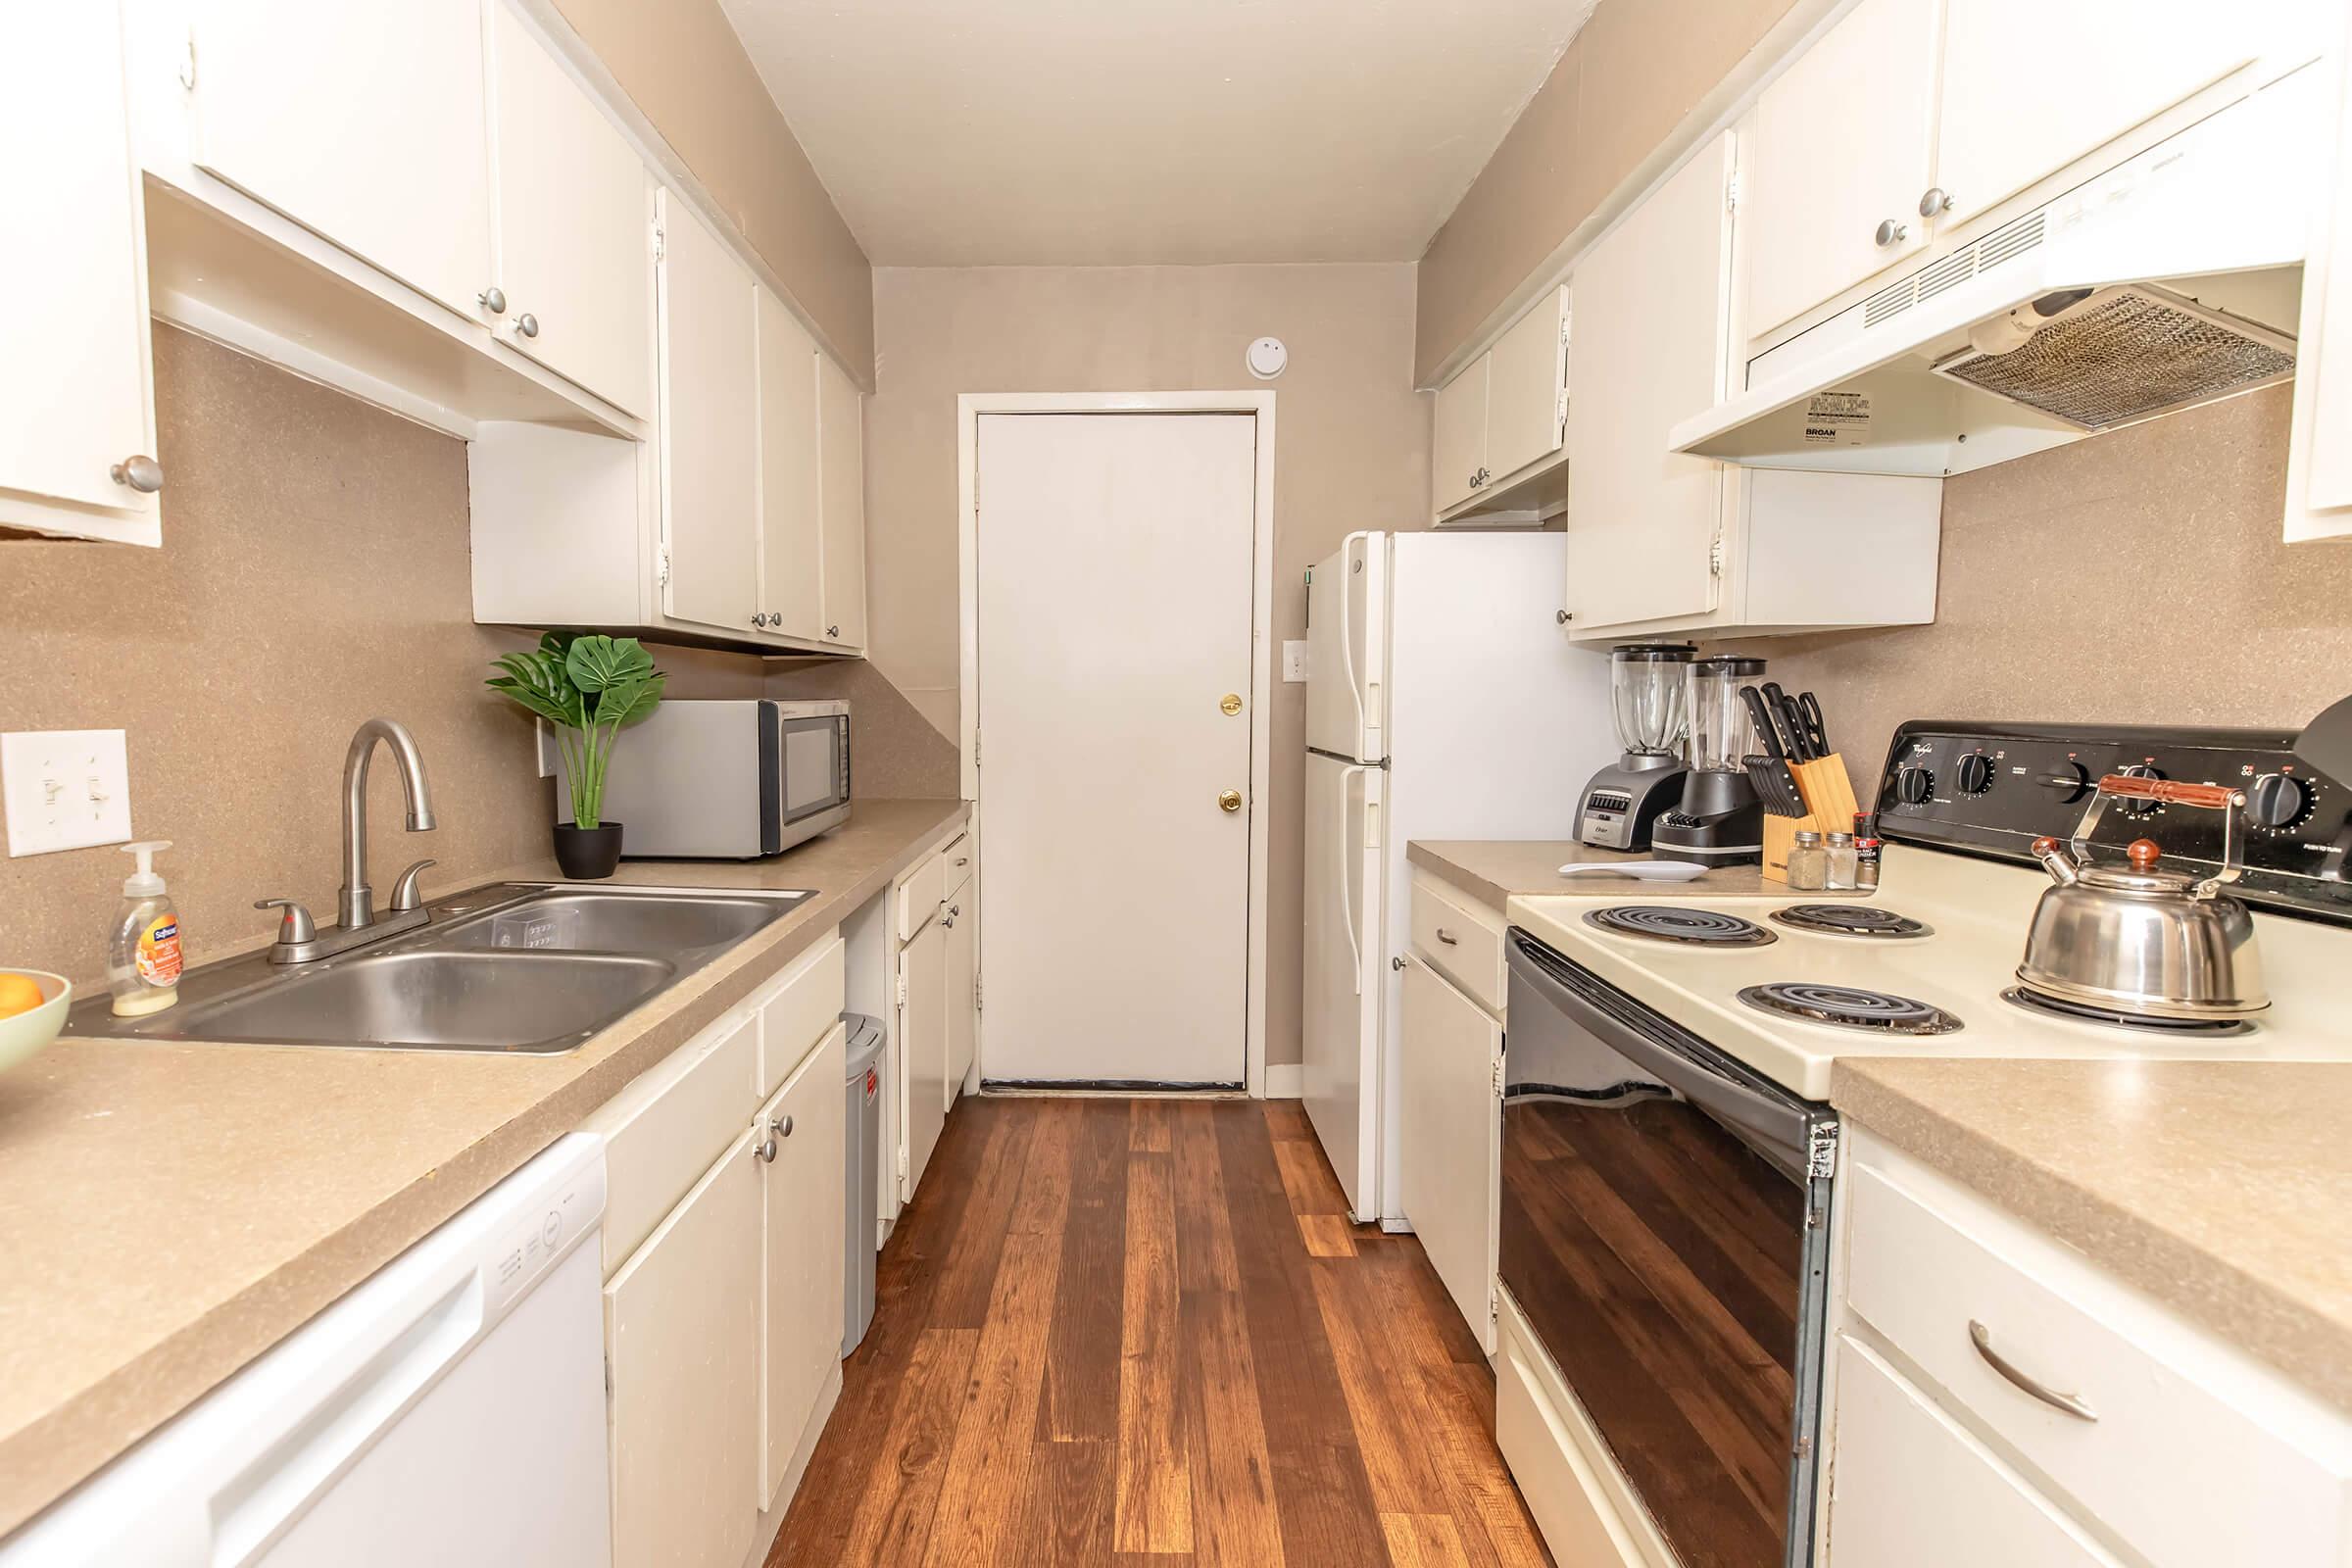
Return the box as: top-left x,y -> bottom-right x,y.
555,821 -> 624,879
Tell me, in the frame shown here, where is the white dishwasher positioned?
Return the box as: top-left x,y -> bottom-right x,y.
3,1133 -> 612,1568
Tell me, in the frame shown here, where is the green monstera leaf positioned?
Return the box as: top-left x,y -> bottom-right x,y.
486,634 -> 665,832
564,634 -> 655,695
485,648 -> 585,730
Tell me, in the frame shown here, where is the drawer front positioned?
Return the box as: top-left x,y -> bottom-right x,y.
1828,1336 -> 2111,1567
897,850 -> 947,944
1845,1154 -> 2352,1568
1410,870 -> 1505,1012
755,931 -> 846,1098
939,827 -> 975,901
588,1009 -> 760,1275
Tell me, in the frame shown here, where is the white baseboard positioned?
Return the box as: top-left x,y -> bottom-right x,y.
1264,1063 -> 1302,1099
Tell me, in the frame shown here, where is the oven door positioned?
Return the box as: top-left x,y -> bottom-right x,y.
1500,929 -> 1833,1568
776,712 -> 850,831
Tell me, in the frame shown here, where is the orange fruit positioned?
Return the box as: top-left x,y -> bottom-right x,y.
0,973 -> 47,1020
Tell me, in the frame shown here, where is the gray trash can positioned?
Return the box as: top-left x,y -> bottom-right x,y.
841,1012 -> 885,1357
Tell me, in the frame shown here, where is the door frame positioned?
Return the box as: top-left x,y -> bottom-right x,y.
956,391 -> 1278,1097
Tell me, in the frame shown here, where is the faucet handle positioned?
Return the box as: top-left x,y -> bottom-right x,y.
255,898 -> 318,945
390,858 -> 437,913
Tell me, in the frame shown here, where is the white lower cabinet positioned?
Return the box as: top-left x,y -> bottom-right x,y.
898,914 -> 949,1200
1398,955 -> 1499,1356
894,825 -> 980,1202
759,1022 -> 847,1507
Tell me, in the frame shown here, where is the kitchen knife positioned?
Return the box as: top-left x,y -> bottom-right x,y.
1741,684 -> 1788,759
1760,682 -> 1802,760
1779,694 -> 1815,761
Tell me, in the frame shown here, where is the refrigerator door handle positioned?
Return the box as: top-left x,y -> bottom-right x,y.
1337,544 -> 1367,756
1338,763 -> 1368,994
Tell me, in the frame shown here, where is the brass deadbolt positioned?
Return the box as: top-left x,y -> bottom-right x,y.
1219,790 -> 1243,812
1220,693 -> 1244,716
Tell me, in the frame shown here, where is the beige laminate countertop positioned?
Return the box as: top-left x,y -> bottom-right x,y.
1406,839 -> 1860,911
0,797 -> 968,1537
1835,1056 -> 2352,1415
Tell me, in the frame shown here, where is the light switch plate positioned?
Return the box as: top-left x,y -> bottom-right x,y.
1282,640 -> 1310,682
3,729 -> 133,857
536,719 -> 559,779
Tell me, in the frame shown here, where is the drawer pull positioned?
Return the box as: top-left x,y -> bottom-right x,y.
1436,929 -> 1459,946
1969,1320 -> 2097,1423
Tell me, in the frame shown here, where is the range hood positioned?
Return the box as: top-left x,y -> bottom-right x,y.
1670,60 -> 2326,478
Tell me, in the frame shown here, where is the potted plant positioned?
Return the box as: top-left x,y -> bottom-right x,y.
487,632 -> 666,878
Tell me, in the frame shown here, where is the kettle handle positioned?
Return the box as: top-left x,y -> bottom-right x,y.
2073,775 -> 2248,898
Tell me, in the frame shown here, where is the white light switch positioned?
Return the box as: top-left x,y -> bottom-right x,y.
3,729 -> 134,857
1282,640 -> 1310,683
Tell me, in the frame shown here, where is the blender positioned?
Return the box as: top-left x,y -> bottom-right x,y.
1653,655 -> 1767,865
1576,644 -> 1694,851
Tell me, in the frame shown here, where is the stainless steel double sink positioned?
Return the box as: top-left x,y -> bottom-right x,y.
71,884 -> 812,1054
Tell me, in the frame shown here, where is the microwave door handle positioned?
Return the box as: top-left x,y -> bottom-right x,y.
1505,936 -> 1810,1170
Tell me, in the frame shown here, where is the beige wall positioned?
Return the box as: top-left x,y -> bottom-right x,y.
1722,386 -> 2352,799
865,264 -> 1429,1064
549,0 -> 874,379
1415,0 -> 1798,383
0,328 -> 765,989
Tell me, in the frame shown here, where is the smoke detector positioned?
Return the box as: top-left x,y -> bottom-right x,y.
1246,337 -> 1288,379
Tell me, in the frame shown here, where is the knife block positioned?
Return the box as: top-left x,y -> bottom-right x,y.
1762,755 -> 1862,884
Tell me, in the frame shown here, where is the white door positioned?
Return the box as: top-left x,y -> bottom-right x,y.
816,355 -> 868,649
187,0 -> 495,319
758,1023 -> 845,1508
487,2 -> 654,416
1301,752 -> 1383,1219
1398,956 -> 1500,1353
1563,134 -> 1734,630
756,288 -> 823,641
1740,0 -> 1940,335
658,192 -> 759,637
898,915 -> 947,1196
0,0 -> 160,543
975,413 -> 1256,1086
1483,286 -> 1569,485
1431,355 -> 1490,512
1305,532 -> 1387,761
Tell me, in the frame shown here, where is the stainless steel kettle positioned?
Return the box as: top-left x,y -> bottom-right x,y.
2017,774 -> 2268,1020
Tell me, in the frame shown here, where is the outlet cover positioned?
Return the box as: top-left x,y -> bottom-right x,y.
1282,640 -> 1311,682
3,729 -> 133,857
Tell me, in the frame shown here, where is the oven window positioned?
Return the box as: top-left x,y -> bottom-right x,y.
781,718 -> 844,821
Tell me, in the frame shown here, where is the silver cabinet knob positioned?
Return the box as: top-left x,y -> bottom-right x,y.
770,1113 -> 794,1138
943,904 -> 958,928
478,286 -> 507,315
110,455 -> 163,494
1875,219 -> 1909,247
1919,186 -> 1954,219
826,624 -> 840,639
753,1135 -> 778,1163
514,313 -> 539,339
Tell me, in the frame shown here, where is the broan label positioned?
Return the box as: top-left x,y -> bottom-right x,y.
1802,391 -> 1871,445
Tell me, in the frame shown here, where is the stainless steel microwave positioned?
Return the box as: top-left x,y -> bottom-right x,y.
558,699 -> 851,858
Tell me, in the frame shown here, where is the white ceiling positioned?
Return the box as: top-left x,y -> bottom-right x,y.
717,0 -> 1599,267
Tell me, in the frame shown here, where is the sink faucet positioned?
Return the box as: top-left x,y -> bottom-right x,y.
341,717 -> 437,928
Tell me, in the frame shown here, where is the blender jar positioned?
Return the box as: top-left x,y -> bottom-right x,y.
1686,656 -> 1765,772
1608,644 -> 1695,759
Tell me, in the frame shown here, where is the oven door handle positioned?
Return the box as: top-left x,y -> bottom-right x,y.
1506,934 -> 1811,1173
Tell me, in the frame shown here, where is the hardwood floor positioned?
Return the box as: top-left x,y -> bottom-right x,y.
766,1095 -> 1554,1568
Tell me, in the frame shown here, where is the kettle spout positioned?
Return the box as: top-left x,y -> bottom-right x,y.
2031,836 -> 2082,888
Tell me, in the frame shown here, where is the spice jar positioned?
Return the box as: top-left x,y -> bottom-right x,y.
1786,829 -> 1828,891
1853,812 -> 1882,891
1825,831 -> 1858,890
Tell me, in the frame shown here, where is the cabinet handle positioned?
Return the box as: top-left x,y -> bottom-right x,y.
956,857 -> 969,867
1874,219 -> 1909,248
1968,1320 -> 2097,1422
1918,186 -> 1954,219
477,285 -> 507,315
753,1135 -> 778,1164
110,455 -> 164,494
1556,609 -> 1573,625
770,1113 -> 795,1139
514,312 -> 540,339
826,624 -> 841,639
942,905 -> 958,928
1436,928 -> 1459,946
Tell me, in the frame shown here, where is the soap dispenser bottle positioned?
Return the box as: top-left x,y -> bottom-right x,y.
109,840 -> 183,1017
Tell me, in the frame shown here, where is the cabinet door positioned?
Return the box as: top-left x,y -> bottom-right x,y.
187,0 -> 494,319
1936,0 -> 2263,232
607,1126 -> 761,1568
0,0 -> 159,542
759,1023 -> 846,1509
1431,354 -> 1490,514
2292,5 -> 2352,538
944,898 -> 976,1103
757,289 -> 824,640
1563,134 -> 1734,630
1483,287 -> 1569,485
488,3 -> 654,416
1740,0 -> 1939,336
899,918 -> 948,1200
658,192 -> 760,637
816,354 -> 868,650
1399,957 -> 1500,1354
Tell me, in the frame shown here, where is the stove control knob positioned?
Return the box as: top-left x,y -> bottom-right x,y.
2117,763 -> 2166,817
2038,759 -> 2093,803
2246,772 -> 2312,830
1895,765 -> 1935,806
1954,752 -> 1995,796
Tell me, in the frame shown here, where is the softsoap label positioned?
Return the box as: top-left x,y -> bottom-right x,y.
135,915 -> 182,986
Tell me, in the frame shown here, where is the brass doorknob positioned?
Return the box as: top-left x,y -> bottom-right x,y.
1218,790 -> 1243,812
1219,693 -> 1243,716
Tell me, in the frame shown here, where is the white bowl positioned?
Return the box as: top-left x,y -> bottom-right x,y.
0,970 -> 71,1073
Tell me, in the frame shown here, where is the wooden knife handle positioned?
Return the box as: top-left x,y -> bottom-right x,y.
2093,775 -> 2245,810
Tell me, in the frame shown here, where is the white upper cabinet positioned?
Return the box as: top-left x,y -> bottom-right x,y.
758,289 -> 825,642
0,0 -> 161,545
186,0 -> 497,321
1740,0 -> 1939,338
487,3 -> 655,416
817,354 -> 868,650
1482,285 -> 1570,486
2288,1 -> 2352,541
658,193 -> 761,638
1431,355 -> 1489,514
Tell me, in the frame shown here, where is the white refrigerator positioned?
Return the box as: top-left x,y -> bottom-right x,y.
1302,530 -> 1615,1224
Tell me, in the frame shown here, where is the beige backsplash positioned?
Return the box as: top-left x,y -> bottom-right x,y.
1719,384 -> 2352,804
